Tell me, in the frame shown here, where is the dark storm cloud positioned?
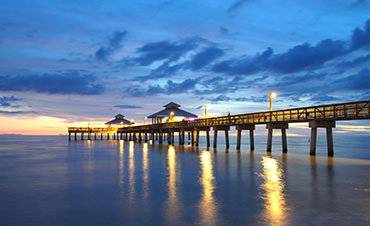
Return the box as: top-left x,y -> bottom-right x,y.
133,38 -> 200,66
124,79 -> 198,97
350,19 -> 370,50
0,71 -> 104,95
0,96 -> 21,107
95,30 -> 128,61
114,104 -> 143,109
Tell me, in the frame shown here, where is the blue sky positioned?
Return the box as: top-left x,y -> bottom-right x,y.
1,0 -> 370,133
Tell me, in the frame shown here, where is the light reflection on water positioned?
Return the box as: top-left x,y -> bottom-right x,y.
119,140 -> 124,188
199,151 -> 219,226
1,136 -> 370,226
165,145 -> 181,224
260,156 -> 288,226
129,141 -> 135,203
142,143 -> 149,199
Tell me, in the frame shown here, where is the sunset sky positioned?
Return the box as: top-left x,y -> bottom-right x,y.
1,0 -> 370,134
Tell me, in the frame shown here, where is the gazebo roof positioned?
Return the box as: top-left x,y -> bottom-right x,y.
105,118 -> 132,124
164,102 -> 181,108
147,103 -> 197,118
106,114 -> 132,124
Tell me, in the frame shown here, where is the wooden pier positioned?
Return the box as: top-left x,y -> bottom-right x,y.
68,100 -> 370,156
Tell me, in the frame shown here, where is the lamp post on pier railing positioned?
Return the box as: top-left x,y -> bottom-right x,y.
269,92 -> 277,111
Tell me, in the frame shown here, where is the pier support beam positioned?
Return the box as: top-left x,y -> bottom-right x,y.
206,130 -> 210,147
145,132 -> 148,142
138,132 -> 142,142
168,131 -> 172,145
69,132 -> 71,141
159,132 -> 163,144
75,133 -> 77,141
309,120 -> 335,156
236,124 -> 255,151
195,127 -> 210,147
81,133 -> 84,140
266,123 -> 289,153
213,126 -> 230,148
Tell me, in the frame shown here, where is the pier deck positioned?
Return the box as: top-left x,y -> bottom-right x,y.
68,100 -> 370,156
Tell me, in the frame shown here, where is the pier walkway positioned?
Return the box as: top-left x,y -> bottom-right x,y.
68,100 -> 370,156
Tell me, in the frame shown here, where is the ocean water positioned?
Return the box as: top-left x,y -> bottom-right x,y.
0,135 -> 370,226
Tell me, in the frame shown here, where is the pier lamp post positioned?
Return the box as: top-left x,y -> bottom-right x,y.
144,117 -> 147,125
269,92 -> 277,111
130,120 -> 133,126
204,105 -> 207,118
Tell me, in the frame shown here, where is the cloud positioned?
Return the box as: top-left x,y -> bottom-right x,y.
0,110 -> 37,115
0,96 -> 21,107
132,37 -> 201,66
114,104 -> 143,109
0,70 -> 104,95
228,0 -> 251,12
219,27 -> 229,36
185,46 -> 225,70
208,94 -> 231,103
211,19 -> 370,76
268,39 -> 347,73
350,0 -> 367,8
212,48 -> 273,75
309,94 -> 340,102
124,79 -> 198,97
134,61 -> 184,81
207,94 -> 268,103
335,68 -> 370,91
95,30 -> 128,60
337,53 -> 370,69
350,19 -> 370,50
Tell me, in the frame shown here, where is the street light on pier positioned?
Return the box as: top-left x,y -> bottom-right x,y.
144,117 -> 147,125
269,92 -> 277,111
204,104 -> 208,118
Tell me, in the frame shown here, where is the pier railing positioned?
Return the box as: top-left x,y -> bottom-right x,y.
68,127 -> 117,132
117,100 -> 370,131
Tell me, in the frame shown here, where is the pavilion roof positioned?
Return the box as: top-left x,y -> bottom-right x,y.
147,108 -> 197,118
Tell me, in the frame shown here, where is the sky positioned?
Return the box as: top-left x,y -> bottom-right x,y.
1,0 -> 370,135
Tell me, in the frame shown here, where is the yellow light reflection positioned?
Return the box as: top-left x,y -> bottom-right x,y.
199,151 -> 218,225
165,145 -> 181,224
119,140 -> 124,187
142,143 -> 149,198
129,141 -> 135,203
260,156 -> 288,226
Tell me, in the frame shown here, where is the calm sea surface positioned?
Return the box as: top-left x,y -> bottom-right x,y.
1,135 -> 370,226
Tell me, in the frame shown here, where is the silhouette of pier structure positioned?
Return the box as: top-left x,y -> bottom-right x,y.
68,100 -> 370,156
